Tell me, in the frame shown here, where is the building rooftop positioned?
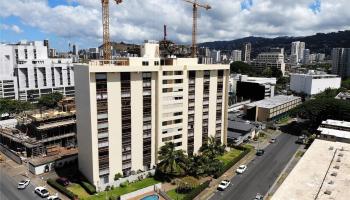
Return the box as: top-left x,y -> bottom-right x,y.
28,110 -> 76,122
272,139 -> 350,200
245,95 -> 300,109
291,70 -> 340,78
318,127 -> 350,139
321,119 -> 350,129
29,147 -> 78,166
335,92 -> 350,100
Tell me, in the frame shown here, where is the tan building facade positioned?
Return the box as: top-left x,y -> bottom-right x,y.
74,43 -> 229,188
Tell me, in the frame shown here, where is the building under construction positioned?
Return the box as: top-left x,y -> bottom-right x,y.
0,102 -> 76,158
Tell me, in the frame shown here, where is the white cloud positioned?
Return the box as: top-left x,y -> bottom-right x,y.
0,24 -> 23,33
1,0 -> 350,48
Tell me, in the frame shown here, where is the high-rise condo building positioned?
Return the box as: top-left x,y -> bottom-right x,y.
332,48 -> 350,78
74,41 -> 229,189
231,50 -> 242,62
241,43 -> 251,63
291,41 -> 305,64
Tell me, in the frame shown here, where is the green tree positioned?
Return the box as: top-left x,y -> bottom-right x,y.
199,136 -> 225,159
157,142 -> 188,177
314,88 -> 347,99
342,78 -> 350,90
0,99 -> 33,116
230,61 -> 256,76
261,67 -> 273,77
38,92 -> 63,108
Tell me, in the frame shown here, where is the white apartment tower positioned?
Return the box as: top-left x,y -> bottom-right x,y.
0,40 -> 75,101
75,42 -> 229,189
291,41 -> 305,64
242,43 -> 251,62
231,50 -> 242,62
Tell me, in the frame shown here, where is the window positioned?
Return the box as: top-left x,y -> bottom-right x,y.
154,61 -> 159,66
174,71 -> 183,75
142,61 -> 149,66
174,134 -> 182,139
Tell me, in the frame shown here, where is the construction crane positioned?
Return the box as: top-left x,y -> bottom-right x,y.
183,0 -> 211,58
101,0 -> 123,60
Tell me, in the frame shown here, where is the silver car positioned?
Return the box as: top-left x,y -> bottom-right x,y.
17,179 -> 30,189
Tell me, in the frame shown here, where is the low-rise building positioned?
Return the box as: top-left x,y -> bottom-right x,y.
290,71 -> 341,96
244,95 -> 301,122
318,119 -> 350,143
272,139 -> 350,200
227,119 -> 257,145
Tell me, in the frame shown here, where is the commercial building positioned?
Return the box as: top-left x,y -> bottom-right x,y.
74,42 -> 229,189
272,139 -> 350,200
303,49 -> 311,64
332,48 -> 350,78
290,71 -> 341,96
244,95 -> 301,122
0,40 -> 75,101
230,74 -> 276,102
318,119 -> 350,143
241,43 -> 251,63
231,50 -> 242,62
251,48 -> 286,75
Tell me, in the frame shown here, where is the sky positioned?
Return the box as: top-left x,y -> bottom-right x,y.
1,0 -> 350,51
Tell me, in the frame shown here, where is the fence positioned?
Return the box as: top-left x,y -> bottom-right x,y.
0,144 -> 22,164
119,183 -> 162,200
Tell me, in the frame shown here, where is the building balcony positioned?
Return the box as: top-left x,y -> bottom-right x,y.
99,168 -> 110,176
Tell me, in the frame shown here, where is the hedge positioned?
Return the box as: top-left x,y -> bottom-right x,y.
80,181 -> 96,194
47,179 -> 76,200
183,180 -> 210,200
214,147 -> 251,178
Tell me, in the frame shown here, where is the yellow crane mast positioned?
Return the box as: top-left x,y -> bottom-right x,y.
101,0 -> 123,60
182,0 -> 211,58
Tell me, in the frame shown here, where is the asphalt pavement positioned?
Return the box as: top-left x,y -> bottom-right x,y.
0,167 -> 42,200
210,133 -> 299,200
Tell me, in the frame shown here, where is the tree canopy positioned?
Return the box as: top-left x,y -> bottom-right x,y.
0,99 -> 33,116
38,92 -> 63,108
230,61 -> 256,76
157,142 -> 188,177
342,78 -> 350,90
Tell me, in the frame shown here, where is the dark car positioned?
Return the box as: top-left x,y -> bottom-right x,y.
56,177 -> 69,186
256,149 -> 265,156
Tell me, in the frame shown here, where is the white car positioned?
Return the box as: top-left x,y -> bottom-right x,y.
17,179 -> 30,189
217,180 -> 231,191
236,165 -> 247,174
47,193 -> 61,200
34,186 -> 50,198
255,193 -> 263,200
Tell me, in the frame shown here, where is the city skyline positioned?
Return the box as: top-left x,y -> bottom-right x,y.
1,0 -> 350,50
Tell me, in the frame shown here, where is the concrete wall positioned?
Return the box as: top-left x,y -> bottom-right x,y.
290,74 -> 341,95
120,183 -> 161,200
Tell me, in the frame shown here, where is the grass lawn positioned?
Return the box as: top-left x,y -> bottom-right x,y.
218,148 -> 243,165
83,178 -> 160,200
166,189 -> 188,200
67,183 -> 90,199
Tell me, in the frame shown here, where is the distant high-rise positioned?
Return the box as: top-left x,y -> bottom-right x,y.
231,50 -> 242,62
332,48 -> 350,78
291,41 -> 305,64
241,43 -> 251,62
303,49 -> 311,64
72,44 -> 79,56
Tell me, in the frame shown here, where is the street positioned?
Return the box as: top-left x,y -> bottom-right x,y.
0,166 -> 42,200
210,133 -> 300,200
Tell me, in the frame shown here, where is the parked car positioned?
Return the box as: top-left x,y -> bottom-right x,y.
254,193 -> 263,200
270,138 -> 276,143
34,186 -> 49,198
236,165 -> 247,174
256,149 -> 265,156
48,193 -> 61,200
217,180 -> 231,191
56,177 -> 69,186
17,179 -> 30,189
296,135 -> 307,144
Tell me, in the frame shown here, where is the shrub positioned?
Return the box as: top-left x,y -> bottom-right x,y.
114,173 -> 122,181
110,185 -> 114,190
177,176 -> 200,193
120,181 -> 128,188
47,179 -> 76,200
80,181 -> 96,194
105,185 -> 110,191
183,180 -> 210,200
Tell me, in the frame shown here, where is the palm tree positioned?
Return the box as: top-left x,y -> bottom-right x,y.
199,136 -> 226,159
157,142 -> 188,177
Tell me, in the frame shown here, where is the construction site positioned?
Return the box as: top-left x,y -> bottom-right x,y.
0,97 -> 77,159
